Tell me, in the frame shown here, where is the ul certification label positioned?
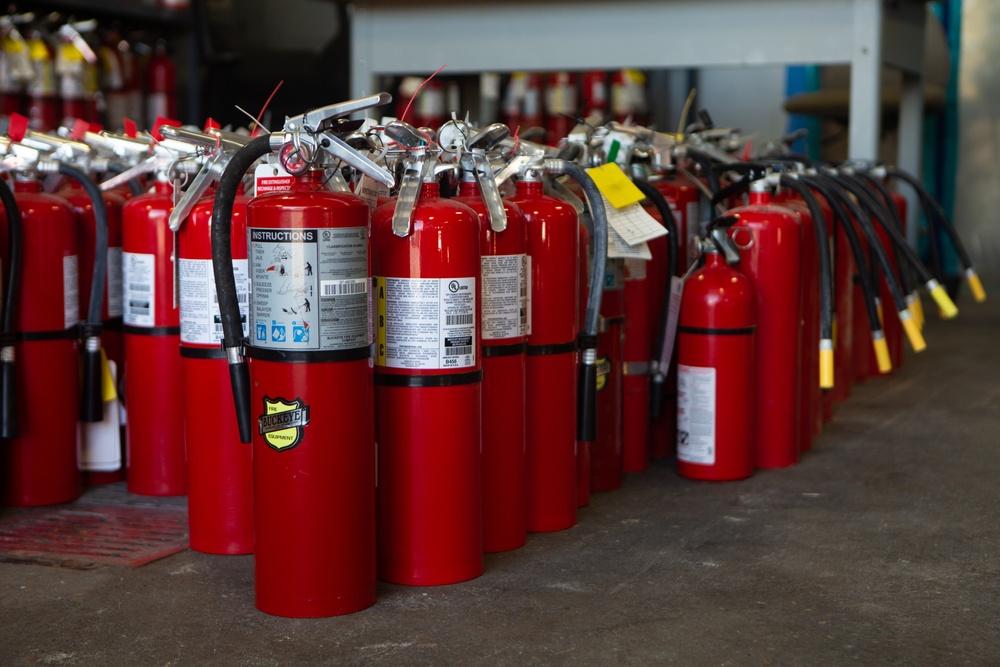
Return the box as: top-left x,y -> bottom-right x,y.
249,227 -> 368,351
106,247 -> 123,318
63,255 -> 79,329
375,276 -> 476,369
123,252 -> 155,326
481,253 -> 527,341
179,258 -> 248,344
677,364 -> 716,465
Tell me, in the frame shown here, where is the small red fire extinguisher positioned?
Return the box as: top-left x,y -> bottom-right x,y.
147,39 -> 176,124
213,94 -> 395,617
677,217 -> 755,481
24,28 -> 58,132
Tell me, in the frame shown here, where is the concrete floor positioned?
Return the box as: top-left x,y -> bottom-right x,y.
1,295 -> 998,666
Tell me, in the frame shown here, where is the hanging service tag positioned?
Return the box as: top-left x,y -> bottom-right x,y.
357,173 -> 390,212
253,162 -> 294,198
585,162 -> 645,208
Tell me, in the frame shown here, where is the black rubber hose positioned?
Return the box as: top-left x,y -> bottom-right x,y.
887,167 -> 976,272
682,148 -> 721,197
800,176 -> 883,337
557,142 -> 583,162
60,163 -> 108,423
779,175 -> 833,343
821,174 -> 909,318
632,179 -> 679,419
560,162 -> 607,444
212,134 -> 274,444
105,161 -> 145,197
0,177 -> 21,438
853,171 -> 918,296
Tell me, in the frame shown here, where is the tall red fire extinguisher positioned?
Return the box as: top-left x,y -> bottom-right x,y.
0,130 -> 109,505
164,126 -> 254,555
371,122 -> 483,585
114,138 -> 198,496
545,71 -> 578,145
147,39 -> 176,124
676,217 -> 754,481
445,121 -> 530,554
213,94 -> 394,616
722,171 -> 803,468
507,151 -> 608,531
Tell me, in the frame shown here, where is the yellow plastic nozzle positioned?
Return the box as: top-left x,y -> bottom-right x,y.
929,284 -> 959,320
872,333 -> 892,374
899,311 -> 927,353
907,292 -> 925,330
819,342 -> 835,389
966,270 -> 987,303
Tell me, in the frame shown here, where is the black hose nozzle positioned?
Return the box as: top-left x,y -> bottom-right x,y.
576,353 -> 598,443
229,358 -> 253,444
0,346 -> 17,439
79,331 -> 104,423
649,373 -> 665,419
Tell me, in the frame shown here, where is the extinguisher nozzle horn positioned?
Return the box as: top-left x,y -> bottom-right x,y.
0,347 -> 17,439
966,269 -> 987,303
899,310 -> 927,353
79,337 -> 105,423
577,356 -> 598,444
871,331 -> 893,374
819,339 -> 835,390
228,356 -> 253,444
927,281 -> 959,320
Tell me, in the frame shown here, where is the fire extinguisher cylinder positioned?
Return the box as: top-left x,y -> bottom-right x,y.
211,133 -> 275,443
56,162 -> 108,423
0,177 -> 20,439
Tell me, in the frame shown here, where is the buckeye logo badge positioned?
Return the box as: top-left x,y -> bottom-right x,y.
258,396 -> 310,451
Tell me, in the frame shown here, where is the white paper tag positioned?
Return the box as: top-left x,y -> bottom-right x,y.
602,198 -> 668,246
357,173 -> 390,212
657,276 -> 685,374
608,224 -> 651,260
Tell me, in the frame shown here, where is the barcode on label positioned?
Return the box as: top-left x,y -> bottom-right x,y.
445,346 -> 472,356
446,314 -> 474,326
322,280 -> 368,296
129,283 -> 150,292
213,293 -> 248,304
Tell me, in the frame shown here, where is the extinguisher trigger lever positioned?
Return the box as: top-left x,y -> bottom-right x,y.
285,93 -> 392,134
319,134 -> 394,188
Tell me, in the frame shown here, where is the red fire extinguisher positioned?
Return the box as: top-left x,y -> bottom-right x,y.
0,16 -> 30,118
545,71 -> 578,145
508,153 -> 608,530
676,217 -> 754,481
590,257 -> 624,492
212,94 -> 394,616
55,21 -> 98,127
581,70 -> 607,120
446,122 -> 530,554
0,134 -> 108,505
371,122 -> 483,585
631,178 -> 679,472
724,171 -> 802,468
165,126 -> 254,554
147,39 -> 176,124
117,140 -> 196,496
25,28 -> 58,132
502,72 -> 543,133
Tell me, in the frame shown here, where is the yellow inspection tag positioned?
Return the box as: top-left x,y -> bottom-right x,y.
585,163 -> 646,209
101,350 -> 117,403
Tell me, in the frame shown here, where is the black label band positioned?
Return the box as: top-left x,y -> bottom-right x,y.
247,345 -> 371,364
678,325 -> 755,336
179,346 -> 227,360
103,317 -> 124,332
374,370 -> 483,388
16,328 -> 77,342
123,324 -> 182,337
526,341 -> 578,357
482,341 -> 528,358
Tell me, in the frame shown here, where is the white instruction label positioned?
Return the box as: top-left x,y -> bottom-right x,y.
123,252 -> 156,326
677,364 -> 716,465
481,253 -> 527,340
249,226 -> 369,351
376,276 -> 476,369
63,254 -> 79,329
106,247 -> 123,318
179,258 -> 249,344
